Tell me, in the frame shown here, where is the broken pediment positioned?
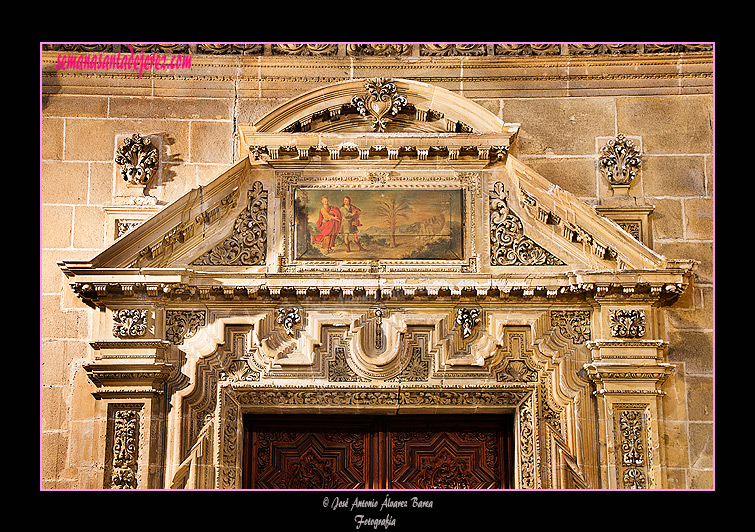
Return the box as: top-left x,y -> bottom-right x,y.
59,78 -> 695,306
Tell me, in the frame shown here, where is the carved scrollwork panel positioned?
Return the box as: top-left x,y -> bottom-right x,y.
112,308 -> 148,338
489,182 -> 565,266
609,309 -> 646,338
192,181 -> 268,266
165,310 -> 206,345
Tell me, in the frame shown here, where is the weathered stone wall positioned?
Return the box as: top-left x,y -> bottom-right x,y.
40,45 -> 714,489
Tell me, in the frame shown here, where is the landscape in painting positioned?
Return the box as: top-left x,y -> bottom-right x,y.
294,188 -> 464,260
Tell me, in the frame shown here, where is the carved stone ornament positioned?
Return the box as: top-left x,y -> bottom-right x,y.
115,134 -> 159,186
550,310 -> 591,344
617,407 -> 649,489
110,408 -> 139,489
192,181 -> 268,266
599,134 -> 641,186
351,78 -> 408,132
609,309 -> 646,338
489,182 -> 565,266
277,308 -> 301,337
455,308 -> 481,339
112,308 -> 148,338
165,310 -> 206,345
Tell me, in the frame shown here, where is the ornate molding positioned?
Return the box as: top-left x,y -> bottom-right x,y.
191,181 -> 268,266
115,134 -> 158,187
489,181 -> 565,266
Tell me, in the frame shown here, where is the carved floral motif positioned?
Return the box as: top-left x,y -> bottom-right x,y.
599,134 -> 641,186
112,308 -> 148,338
115,134 -> 158,186
609,309 -> 646,338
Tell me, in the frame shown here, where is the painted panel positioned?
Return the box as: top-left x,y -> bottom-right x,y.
294,188 -> 464,260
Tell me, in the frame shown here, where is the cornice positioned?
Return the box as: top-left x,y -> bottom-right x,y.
60,264 -> 693,308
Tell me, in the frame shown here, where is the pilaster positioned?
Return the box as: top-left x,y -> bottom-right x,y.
585,302 -> 675,489
83,306 -> 173,489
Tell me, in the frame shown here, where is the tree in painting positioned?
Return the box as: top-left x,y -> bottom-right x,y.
376,197 -> 408,248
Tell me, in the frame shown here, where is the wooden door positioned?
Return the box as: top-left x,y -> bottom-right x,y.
243,415 -> 513,489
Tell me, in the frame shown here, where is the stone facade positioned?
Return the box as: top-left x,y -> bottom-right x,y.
41,43 -> 714,490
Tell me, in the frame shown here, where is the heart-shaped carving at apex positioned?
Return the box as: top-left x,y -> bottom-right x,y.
368,96 -> 392,119
351,78 -> 408,132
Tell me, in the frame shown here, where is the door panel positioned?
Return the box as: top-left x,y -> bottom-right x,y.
246,417 -> 377,489
386,418 -> 507,489
243,415 -> 513,489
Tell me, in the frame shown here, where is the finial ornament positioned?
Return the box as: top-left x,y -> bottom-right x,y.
115,134 -> 159,186
351,78 -> 407,132
599,134 -> 641,186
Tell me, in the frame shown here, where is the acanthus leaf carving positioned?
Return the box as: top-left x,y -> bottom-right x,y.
599,134 -> 641,186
